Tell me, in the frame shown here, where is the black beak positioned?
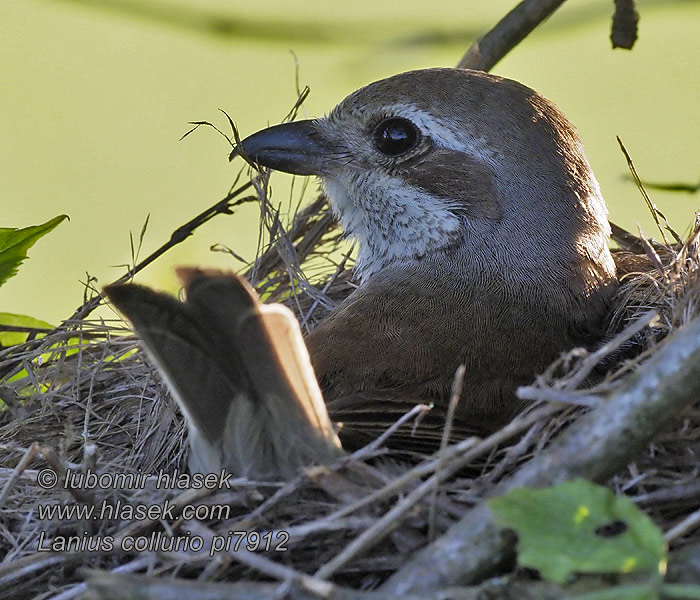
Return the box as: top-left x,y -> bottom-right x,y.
231,119 -> 328,176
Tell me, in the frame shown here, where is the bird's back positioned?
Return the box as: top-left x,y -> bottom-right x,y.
307,247 -> 616,448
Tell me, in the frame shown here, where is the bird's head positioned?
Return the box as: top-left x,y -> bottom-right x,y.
236,68 -> 614,286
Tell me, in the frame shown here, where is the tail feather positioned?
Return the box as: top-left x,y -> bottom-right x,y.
104,269 -> 342,479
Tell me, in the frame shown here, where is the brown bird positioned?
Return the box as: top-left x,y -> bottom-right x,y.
107,67 -> 618,477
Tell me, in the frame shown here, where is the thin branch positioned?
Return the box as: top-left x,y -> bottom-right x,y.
666,507 -> 700,544
429,365 -> 465,540
457,0 -> 567,71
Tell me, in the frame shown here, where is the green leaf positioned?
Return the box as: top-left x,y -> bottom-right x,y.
0,215 -> 69,287
0,313 -> 53,346
489,479 -> 666,584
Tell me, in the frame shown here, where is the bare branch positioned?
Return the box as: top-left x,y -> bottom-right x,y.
457,0 -> 567,71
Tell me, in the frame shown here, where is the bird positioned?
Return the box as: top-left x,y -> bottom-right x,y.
107,67 -> 618,477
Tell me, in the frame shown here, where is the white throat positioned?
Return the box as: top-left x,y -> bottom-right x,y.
322,174 -> 462,284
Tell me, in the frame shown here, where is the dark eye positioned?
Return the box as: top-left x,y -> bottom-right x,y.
373,117 -> 420,156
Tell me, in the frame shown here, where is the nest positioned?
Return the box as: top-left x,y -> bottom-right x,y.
1,170 -> 699,599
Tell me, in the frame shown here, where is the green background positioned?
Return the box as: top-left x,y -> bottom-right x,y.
2,0 -> 698,324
